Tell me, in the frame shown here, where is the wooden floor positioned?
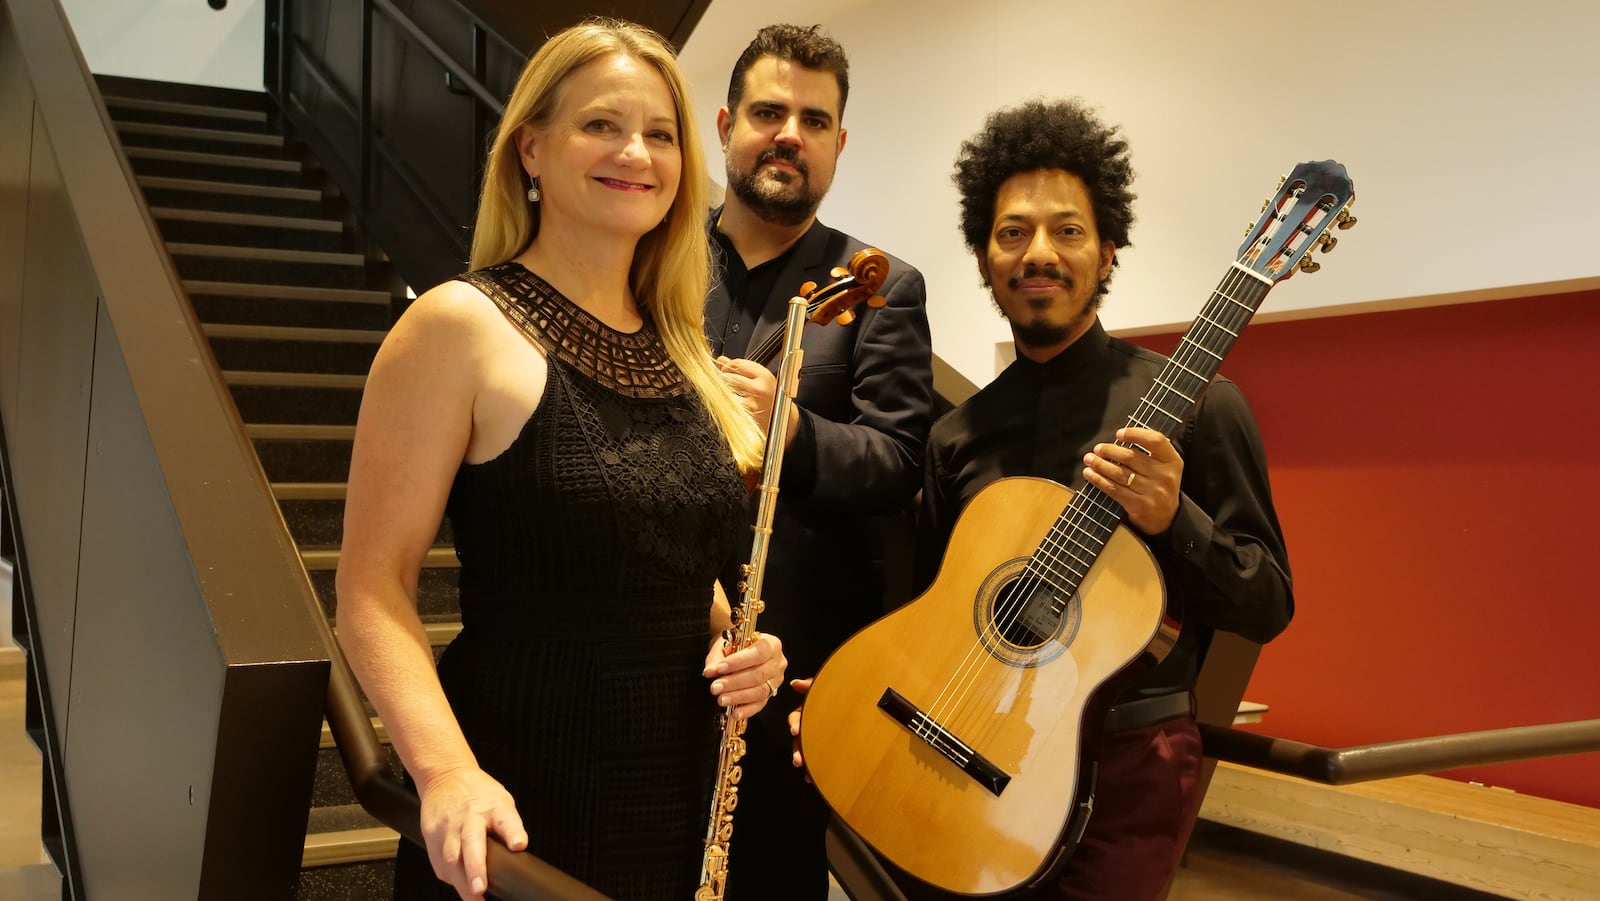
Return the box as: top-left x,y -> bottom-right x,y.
0,675 -> 47,870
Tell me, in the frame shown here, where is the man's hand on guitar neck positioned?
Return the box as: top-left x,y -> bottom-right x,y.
1083,426 -> 1183,535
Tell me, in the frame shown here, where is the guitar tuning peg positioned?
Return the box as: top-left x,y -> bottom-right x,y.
868,294 -> 887,308
1259,198 -> 1270,213
835,310 -> 856,326
1243,222 -> 1255,238
1336,209 -> 1357,230
1297,256 -> 1322,273
1317,233 -> 1338,253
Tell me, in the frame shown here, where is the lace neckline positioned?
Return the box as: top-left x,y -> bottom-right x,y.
464,262 -> 690,398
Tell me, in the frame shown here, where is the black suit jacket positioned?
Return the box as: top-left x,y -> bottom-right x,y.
708,215 -> 934,739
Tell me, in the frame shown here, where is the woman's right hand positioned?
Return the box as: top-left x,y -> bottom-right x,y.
418,765 -> 528,899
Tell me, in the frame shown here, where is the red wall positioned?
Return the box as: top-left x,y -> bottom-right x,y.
1129,288 -> 1600,808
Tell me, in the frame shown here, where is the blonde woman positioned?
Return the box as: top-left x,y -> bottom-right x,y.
335,19 -> 787,901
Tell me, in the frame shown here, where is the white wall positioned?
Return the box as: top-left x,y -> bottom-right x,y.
62,0 -> 265,92
682,0 -> 1600,386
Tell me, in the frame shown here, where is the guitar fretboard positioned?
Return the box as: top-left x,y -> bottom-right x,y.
1034,263 -> 1274,604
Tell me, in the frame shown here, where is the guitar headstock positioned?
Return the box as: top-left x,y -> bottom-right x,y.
1239,160 -> 1356,283
798,248 -> 889,327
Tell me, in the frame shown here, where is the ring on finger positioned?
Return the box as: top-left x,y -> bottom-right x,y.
1124,470 -> 1137,488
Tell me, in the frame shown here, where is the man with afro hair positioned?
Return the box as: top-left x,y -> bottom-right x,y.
909,98 -> 1294,900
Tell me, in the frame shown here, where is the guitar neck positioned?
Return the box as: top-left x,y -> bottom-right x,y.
1033,262 -> 1275,596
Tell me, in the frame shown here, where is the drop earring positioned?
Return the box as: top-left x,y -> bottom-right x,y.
527,178 -> 541,203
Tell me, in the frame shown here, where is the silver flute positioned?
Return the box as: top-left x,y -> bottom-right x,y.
696,249 -> 888,901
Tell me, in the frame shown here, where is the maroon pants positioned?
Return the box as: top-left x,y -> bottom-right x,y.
893,714 -> 1204,901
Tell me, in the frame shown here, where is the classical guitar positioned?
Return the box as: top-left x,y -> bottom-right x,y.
799,162 -> 1356,896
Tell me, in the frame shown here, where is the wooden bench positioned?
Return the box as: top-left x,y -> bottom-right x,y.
1200,758 -> 1600,899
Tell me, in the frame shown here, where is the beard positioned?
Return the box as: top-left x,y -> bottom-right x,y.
999,263 -> 1102,350
727,145 -> 824,227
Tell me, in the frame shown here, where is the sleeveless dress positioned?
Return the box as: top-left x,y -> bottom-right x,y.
393,263 -> 747,900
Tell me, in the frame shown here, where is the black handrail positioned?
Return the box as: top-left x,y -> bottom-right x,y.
322,642 -> 612,899
1200,717 -> 1600,785
373,0 -> 503,115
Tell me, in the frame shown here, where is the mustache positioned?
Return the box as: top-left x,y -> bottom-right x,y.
758,145 -> 808,175
1007,264 -> 1072,291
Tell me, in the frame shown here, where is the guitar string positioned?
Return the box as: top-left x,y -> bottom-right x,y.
940,200 -> 1305,736
920,266 -> 1265,750
923,267 -> 1260,744
939,265 -> 1263,745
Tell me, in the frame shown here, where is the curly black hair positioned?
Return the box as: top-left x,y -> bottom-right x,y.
727,24 -> 850,116
953,99 -> 1136,285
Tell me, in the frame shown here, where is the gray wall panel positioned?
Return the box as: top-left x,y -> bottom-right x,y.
67,303 -> 219,899
13,108 -> 97,738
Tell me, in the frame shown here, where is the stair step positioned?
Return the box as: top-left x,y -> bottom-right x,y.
274,485 -> 450,547
308,568 -> 460,621
175,244 -> 364,268
103,94 -> 269,124
125,145 -> 299,172
300,547 -> 459,572
275,482 -> 349,501
248,424 -> 357,441
187,281 -> 390,305
206,324 -> 384,345
138,175 -> 318,202
229,380 -> 365,424
303,806 -> 398,867
159,213 -> 349,256
251,425 -> 357,483
225,370 -> 367,389
156,208 -> 341,233
116,119 -> 284,147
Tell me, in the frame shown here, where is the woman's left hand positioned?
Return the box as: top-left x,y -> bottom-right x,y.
704,631 -> 787,720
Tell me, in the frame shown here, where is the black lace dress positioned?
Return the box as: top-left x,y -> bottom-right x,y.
393,263 -> 746,901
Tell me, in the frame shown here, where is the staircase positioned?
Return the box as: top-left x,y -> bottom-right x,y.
98,74 -> 459,899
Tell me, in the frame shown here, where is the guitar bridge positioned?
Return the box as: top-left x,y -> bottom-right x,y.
878,687 -> 1012,796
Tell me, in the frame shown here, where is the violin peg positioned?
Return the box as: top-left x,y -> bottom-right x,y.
868,294 -> 887,308
799,281 -> 818,296
830,266 -> 849,279
835,310 -> 856,326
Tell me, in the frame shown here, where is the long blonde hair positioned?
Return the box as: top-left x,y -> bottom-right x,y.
470,18 -> 763,472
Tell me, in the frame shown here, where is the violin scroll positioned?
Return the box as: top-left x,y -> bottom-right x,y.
808,248 -> 889,327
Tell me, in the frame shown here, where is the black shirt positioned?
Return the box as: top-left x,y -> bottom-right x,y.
707,225 -> 799,360
916,319 -> 1293,700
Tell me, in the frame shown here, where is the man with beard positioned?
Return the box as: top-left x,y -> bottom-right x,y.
909,99 -> 1294,900
705,23 -> 934,901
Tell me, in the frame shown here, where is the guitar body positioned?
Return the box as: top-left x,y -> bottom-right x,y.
802,477 -> 1177,896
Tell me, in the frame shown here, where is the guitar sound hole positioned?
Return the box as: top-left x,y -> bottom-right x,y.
991,576 -> 1065,649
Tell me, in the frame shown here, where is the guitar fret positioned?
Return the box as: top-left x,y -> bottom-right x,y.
1216,290 -> 1254,313
1153,377 -> 1197,405
1080,492 -> 1121,520
1168,357 -> 1207,382
1187,342 -> 1224,362
1138,404 -> 1184,425
1195,313 -> 1238,337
